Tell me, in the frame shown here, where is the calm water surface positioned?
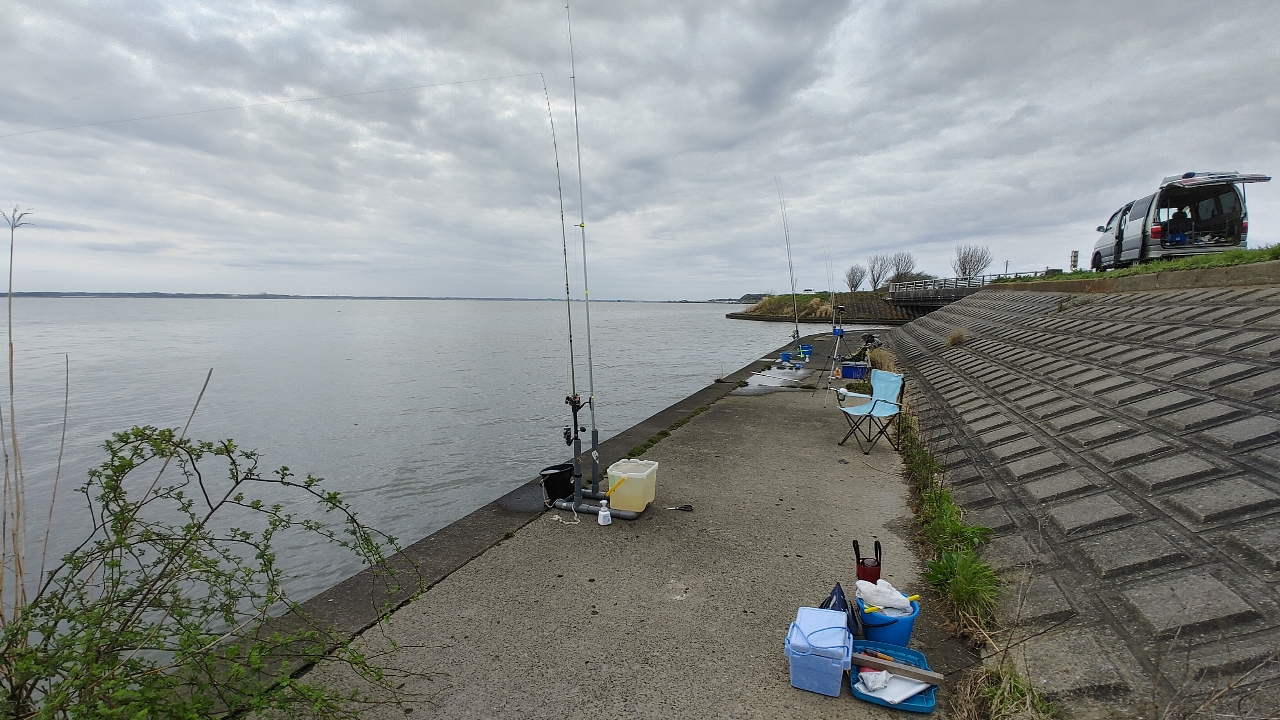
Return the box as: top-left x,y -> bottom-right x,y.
12,298 -> 798,599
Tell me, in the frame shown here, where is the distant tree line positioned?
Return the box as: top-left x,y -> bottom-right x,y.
843,244 -> 994,295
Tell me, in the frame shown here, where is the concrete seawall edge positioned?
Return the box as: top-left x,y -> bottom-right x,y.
290,334 -> 817,644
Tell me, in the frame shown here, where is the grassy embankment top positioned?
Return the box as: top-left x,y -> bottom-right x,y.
993,243 -> 1280,284
744,293 -> 833,319
742,291 -> 908,320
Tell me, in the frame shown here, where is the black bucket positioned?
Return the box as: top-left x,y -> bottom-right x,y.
539,463 -> 575,501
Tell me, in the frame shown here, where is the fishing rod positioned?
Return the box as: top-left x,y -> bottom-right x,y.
566,1 -> 601,497
818,243 -> 846,406
775,178 -> 800,342
544,2 -> 637,520
537,75 -> 582,455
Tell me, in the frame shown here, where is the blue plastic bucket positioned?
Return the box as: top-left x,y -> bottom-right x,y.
779,352 -> 792,362
833,327 -> 845,337
856,598 -> 919,647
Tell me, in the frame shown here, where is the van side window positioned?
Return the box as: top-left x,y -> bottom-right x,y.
1128,194 -> 1155,222
1104,210 -> 1120,232
1218,190 -> 1239,216
1197,196 -> 1217,220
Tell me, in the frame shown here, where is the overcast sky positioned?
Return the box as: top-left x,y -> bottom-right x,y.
3,0 -> 1278,300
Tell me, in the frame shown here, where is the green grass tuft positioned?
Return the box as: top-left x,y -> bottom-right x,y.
924,550 -> 999,627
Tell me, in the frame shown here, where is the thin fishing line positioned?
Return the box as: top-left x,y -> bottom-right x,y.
0,72 -> 543,140
565,2 -> 597,439
538,73 -> 578,396
776,177 -> 800,341
818,242 -> 838,404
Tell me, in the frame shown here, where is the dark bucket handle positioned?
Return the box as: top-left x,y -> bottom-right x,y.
853,540 -> 883,566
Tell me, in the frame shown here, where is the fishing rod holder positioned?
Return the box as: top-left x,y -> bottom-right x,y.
551,496 -> 639,521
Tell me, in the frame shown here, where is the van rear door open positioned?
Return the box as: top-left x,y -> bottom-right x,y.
1159,172 -> 1271,189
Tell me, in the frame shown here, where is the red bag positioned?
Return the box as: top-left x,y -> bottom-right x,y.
854,540 -> 882,583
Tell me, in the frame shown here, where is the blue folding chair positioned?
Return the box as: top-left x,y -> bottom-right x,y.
836,369 -> 905,454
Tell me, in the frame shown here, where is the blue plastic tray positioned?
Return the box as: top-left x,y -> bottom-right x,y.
850,640 -> 937,713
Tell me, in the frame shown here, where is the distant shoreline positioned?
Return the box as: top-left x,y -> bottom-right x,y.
9,292 -> 753,304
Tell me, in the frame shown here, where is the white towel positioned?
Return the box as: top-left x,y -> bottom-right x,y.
854,674 -> 930,705
855,579 -> 912,610
857,669 -> 891,691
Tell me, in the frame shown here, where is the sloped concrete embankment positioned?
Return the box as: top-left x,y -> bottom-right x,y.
886,275 -> 1280,716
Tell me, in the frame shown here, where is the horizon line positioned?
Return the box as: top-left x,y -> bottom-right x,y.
7,291 -> 751,303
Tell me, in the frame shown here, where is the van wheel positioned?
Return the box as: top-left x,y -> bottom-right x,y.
1091,253 -> 1102,271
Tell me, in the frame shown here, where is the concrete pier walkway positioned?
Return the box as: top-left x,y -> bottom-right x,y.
316,365 -> 971,717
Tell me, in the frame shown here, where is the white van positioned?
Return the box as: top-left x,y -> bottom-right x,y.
1091,171 -> 1270,270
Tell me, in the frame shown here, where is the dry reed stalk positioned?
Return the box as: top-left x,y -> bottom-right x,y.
1,206 -> 32,623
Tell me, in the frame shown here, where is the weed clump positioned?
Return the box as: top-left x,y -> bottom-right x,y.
953,663 -> 1059,720
627,405 -> 710,457
947,329 -> 967,347
843,380 -> 871,395
923,550 -> 999,628
867,348 -> 898,372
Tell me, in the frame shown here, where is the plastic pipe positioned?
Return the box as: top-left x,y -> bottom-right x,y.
552,498 -> 639,521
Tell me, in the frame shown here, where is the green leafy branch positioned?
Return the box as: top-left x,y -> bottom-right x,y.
0,425 -> 424,719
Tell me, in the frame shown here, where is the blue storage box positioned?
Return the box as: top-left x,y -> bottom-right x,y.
785,607 -> 853,697
841,362 -> 868,379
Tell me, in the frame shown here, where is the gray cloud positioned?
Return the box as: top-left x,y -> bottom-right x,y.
79,239 -> 179,254
2,0 -> 1278,298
